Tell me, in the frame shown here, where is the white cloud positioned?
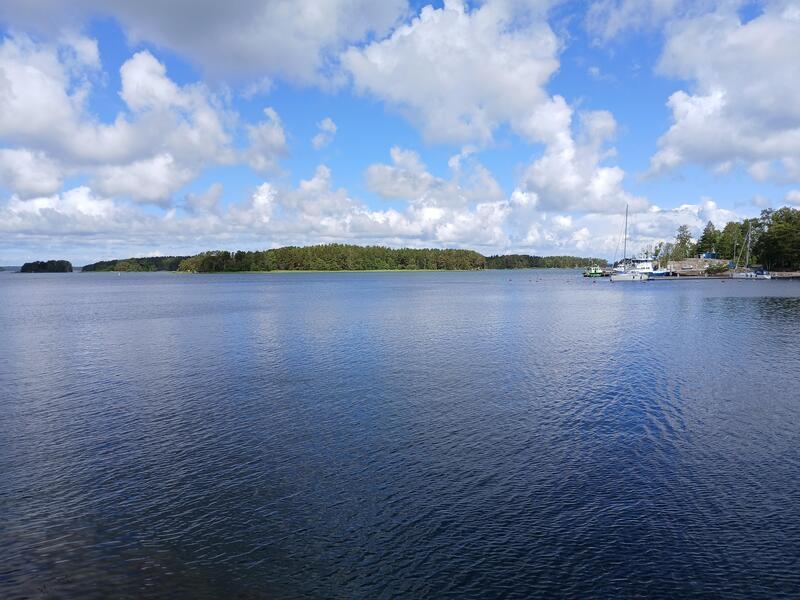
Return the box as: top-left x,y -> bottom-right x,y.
342,0 -> 559,144
312,117 -> 337,150
366,146 -> 504,209
1,186 -> 137,236
119,49 -> 182,111
650,3 -> 800,182
0,0 -> 407,85
59,32 -> 101,70
520,99 -> 648,214
786,190 -> 800,207
92,153 -> 194,205
0,36 -> 235,204
246,107 -> 287,174
365,147 -> 439,200
0,37 -> 231,166
0,148 -> 64,197
1,159 -> 741,263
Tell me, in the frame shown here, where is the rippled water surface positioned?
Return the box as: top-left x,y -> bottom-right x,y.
1,270 -> 799,598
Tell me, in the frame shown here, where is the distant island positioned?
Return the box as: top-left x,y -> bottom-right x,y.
79,245 -> 606,273
20,260 -> 73,273
82,256 -> 188,272
80,245 -> 606,273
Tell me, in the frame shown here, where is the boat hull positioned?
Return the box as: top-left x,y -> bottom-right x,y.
610,273 -> 649,282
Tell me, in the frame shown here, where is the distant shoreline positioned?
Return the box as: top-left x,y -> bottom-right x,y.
78,244 -> 608,274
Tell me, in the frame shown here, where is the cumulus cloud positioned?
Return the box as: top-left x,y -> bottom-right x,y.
0,36 -> 239,204
1,157 -> 739,264
649,2 -> 800,183
342,0 -> 643,216
366,146 -> 504,208
311,117 -> 337,150
1,0 -> 747,264
0,148 -> 64,197
365,147 -> 439,200
342,0 -> 559,144
92,153 -> 194,205
1,152 -> 514,260
0,0 -> 407,85
1,186 -> 139,237
519,98 -> 648,214
246,107 -> 287,174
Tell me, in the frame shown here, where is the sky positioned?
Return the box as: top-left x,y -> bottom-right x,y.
1,0 -> 800,265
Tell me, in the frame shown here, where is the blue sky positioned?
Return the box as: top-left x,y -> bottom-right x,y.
1,0 -> 799,264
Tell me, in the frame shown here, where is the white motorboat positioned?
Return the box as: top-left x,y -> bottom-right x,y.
610,271 -> 649,282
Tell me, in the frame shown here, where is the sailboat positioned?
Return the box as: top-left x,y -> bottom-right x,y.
731,223 -> 771,279
610,205 -> 649,282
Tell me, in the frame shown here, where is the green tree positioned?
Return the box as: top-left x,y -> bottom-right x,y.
716,221 -> 741,260
653,241 -> 675,267
697,221 -> 719,255
756,207 -> 800,270
672,225 -> 696,261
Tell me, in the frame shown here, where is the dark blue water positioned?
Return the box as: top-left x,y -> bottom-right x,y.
1,270 -> 799,598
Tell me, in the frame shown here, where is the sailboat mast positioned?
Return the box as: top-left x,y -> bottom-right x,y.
745,222 -> 752,268
623,204 -> 628,261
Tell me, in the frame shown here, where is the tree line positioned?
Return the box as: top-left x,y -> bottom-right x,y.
647,206 -> 800,270
82,256 -> 188,272
20,260 -> 73,273
170,244 -> 608,273
485,254 -> 608,269
177,245 -> 488,272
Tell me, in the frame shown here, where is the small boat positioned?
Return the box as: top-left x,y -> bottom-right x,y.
583,265 -> 604,277
731,270 -> 772,280
610,272 -> 649,282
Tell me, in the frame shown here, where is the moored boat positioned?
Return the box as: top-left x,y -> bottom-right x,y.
730,222 -> 771,279
610,272 -> 649,282
583,265 -> 604,277
731,269 -> 772,279
610,205 -> 649,282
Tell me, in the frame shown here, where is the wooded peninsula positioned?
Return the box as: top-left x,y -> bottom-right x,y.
81,245 -> 607,273
648,207 -> 800,270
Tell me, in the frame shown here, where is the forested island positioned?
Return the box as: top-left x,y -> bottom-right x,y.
175,245 -> 607,272
77,245 -> 605,273
82,256 -> 188,272
20,260 -> 73,273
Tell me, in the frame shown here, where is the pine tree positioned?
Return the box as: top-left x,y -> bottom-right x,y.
697,221 -> 719,255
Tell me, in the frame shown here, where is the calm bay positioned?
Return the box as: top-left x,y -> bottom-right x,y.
1,270 -> 799,597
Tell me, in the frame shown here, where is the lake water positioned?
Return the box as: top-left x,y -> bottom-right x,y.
1,270 -> 799,598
